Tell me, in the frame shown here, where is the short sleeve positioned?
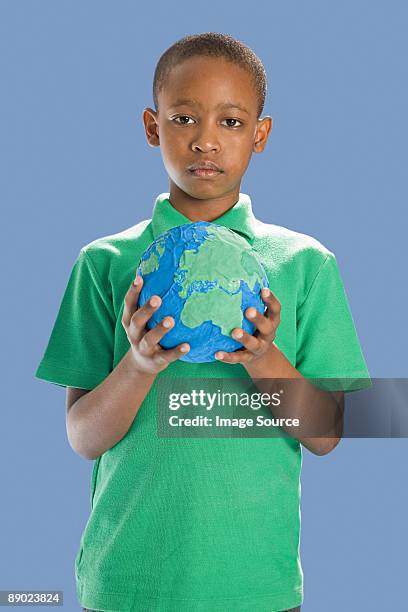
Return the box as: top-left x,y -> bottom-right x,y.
296,252 -> 371,392
35,248 -> 115,389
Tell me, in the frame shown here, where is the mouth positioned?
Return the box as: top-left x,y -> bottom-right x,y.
189,168 -> 222,178
187,161 -> 223,178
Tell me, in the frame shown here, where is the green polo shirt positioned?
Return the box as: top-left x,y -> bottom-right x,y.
35,192 -> 370,612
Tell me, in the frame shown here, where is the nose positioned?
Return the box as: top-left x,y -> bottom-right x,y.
191,123 -> 220,153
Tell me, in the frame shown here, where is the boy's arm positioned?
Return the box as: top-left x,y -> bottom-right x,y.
65,351 -> 156,460
65,276 -> 191,460
216,288 -> 345,456
243,344 -> 345,456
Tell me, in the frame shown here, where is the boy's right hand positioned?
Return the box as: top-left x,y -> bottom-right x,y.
121,275 -> 190,375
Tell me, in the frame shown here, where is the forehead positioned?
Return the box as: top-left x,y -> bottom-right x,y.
159,56 -> 257,114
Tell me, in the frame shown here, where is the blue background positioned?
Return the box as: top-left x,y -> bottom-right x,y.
1,1 -> 406,610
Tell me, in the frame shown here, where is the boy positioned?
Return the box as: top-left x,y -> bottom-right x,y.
35,33 -> 370,612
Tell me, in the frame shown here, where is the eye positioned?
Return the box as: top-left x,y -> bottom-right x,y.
221,118 -> 243,128
172,116 -> 195,125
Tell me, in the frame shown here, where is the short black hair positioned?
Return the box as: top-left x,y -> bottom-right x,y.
153,32 -> 267,118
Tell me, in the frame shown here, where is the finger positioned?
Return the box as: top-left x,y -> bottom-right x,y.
138,316 -> 175,354
128,295 -> 162,344
214,349 -> 252,364
245,306 -> 275,337
153,343 -> 191,367
231,328 -> 264,355
122,275 -> 144,329
261,288 -> 281,323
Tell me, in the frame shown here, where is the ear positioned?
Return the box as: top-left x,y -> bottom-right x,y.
143,107 -> 160,147
253,116 -> 273,153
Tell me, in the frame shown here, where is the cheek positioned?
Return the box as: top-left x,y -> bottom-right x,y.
226,131 -> 254,158
230,143 -> 253,171
159,140 -> 182,172
159,128 -> 177,149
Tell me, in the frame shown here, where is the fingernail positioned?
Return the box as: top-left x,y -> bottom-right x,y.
262,287 -> 270,297
133,276 -> 141,286
163,319 -> 172,328
150,297 -> 160,307
215,352 -> 224,360
247,309 -> 256,319
234,330 -> 243,339
180,344 -> 189,352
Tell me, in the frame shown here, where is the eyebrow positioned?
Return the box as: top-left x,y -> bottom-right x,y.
169,98 -> 250,115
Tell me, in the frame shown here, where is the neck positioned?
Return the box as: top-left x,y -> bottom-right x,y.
168,182 -> 241,222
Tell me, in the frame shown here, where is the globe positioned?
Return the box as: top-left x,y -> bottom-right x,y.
136,221 -> 269,363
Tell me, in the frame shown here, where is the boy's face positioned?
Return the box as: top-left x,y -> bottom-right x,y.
143,56 -> 272,205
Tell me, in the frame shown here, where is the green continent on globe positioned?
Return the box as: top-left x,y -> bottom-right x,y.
156,241 -> 165,258
140,251 -> 159,275
181,287 -> 243,336
139,239 -> 165,275
177,225 -> 264,335
178,225 -> 262,299
240,249 -> 264,278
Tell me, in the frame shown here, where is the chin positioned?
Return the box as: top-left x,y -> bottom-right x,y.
173,184 -> 217,201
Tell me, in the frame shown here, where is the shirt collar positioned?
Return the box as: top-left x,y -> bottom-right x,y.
151,192 -> 257,242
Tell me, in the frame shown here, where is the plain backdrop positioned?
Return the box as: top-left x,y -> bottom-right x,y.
1,1 -> 407,610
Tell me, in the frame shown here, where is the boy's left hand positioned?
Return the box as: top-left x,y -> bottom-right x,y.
215,288 -> 281,365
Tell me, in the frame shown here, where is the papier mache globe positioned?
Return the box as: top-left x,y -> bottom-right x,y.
136,221 -> 269,363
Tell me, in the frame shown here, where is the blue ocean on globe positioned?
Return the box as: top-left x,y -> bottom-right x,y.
136,221 -> 269,363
